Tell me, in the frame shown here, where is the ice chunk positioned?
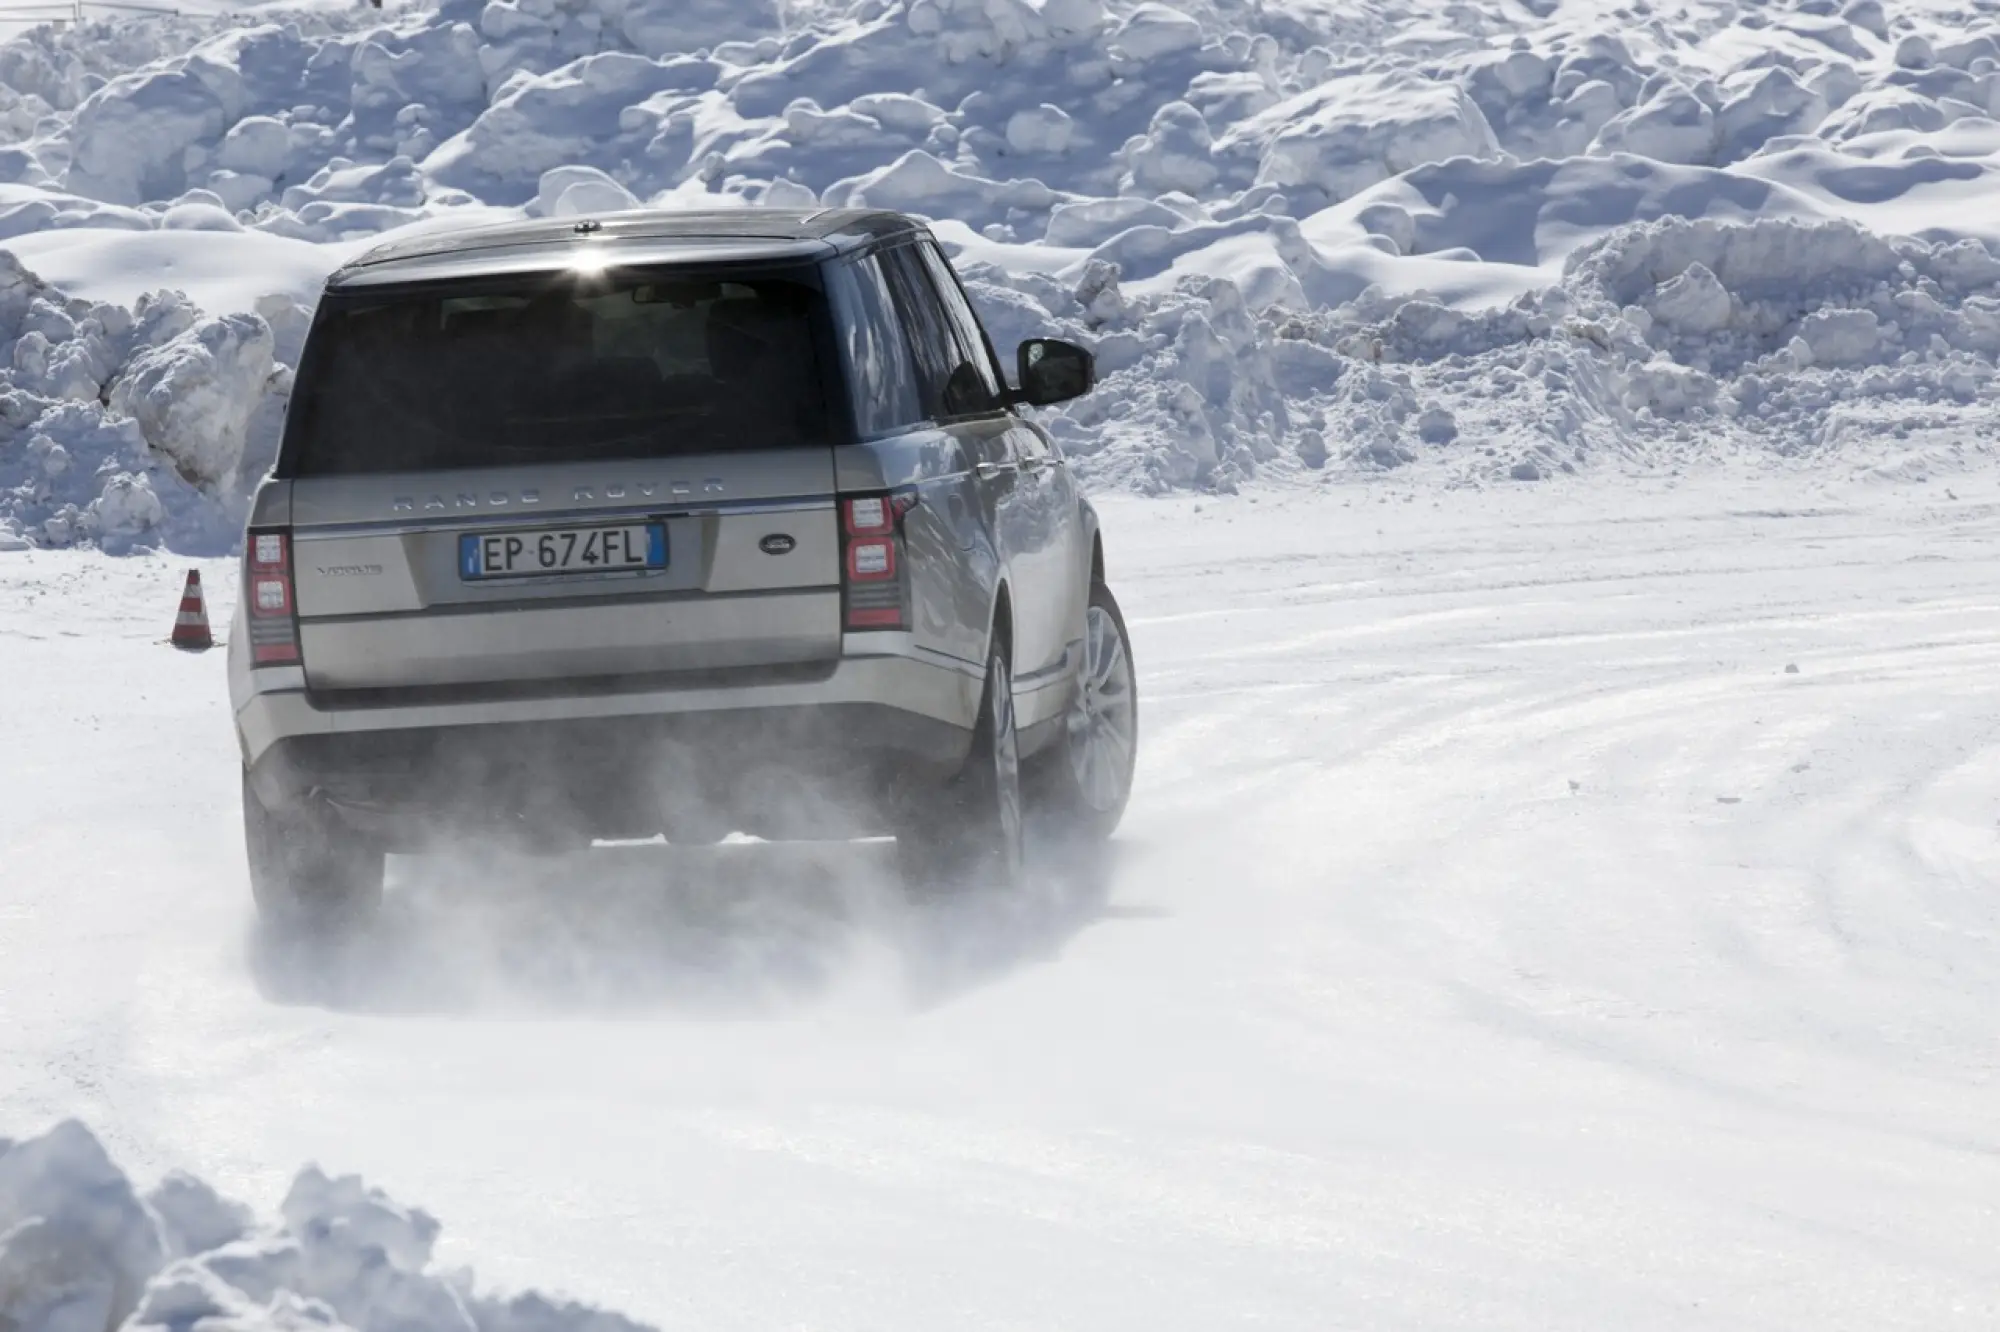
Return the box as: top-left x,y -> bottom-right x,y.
533,165 -> 640,217
828,150 -> 1055,219
1006,104 -> 1076,156
1110,3 -> 1204,61
1224,74 -> 1499,205
1124,101 -> 1218,196
64,53 -> 243,205
0,1123 -> 656,1332
126,1261 -> 352,1331
109,312 -> 276,493
1713,68 -> 1828,164
1590,83 -> 1716,164
1416,405 -> 1458,443
1796,308 -> 1883,365
218,115 -> 292,178
0,1120 -> 167,1332
1650,262 -> 1733,334
428,52 -> 709,196
1046,197 -> 1188,248
148,1170 -> 255,1261
616,0 -> 780,61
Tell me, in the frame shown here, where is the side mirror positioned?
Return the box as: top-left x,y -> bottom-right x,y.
1015,338 -> 1095,407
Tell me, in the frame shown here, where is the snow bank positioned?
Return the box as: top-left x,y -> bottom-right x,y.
8,0 -> 2000,543
0,1119 -> 654,1332
0,250 -> 292,552
948,209 -> 2000,490
1218,73 -> 1500,209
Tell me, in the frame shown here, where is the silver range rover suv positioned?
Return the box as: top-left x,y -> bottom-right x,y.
229,207 -> 1138,924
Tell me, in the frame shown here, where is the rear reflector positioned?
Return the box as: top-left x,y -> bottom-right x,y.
253,577 -> 290,614
848,539 -> 895,580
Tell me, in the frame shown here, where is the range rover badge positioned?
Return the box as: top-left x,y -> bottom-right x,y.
759,534 -> 796,555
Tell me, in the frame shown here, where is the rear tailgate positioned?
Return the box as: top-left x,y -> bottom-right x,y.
274,254 -> 849,696
288,453 -> 839,692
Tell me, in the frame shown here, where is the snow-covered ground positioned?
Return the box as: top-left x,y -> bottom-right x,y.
11,0 -> 2000,1325
7,473 -> 2000,1329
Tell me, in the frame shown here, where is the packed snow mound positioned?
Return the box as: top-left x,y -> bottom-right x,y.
14,0 -> 2000,256
945,209 -> 2000,490
0,250 -> 294,552
7,0 -> 2000,543
1217,72 -> 1500,208
0,1119 -> 655,1332
1417,213 -> 2000,463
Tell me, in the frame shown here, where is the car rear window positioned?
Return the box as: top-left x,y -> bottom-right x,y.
282,267 -> 840,476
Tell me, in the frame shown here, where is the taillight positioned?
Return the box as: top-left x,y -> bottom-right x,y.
841,491 -> 916,631
245,526 -> 301,665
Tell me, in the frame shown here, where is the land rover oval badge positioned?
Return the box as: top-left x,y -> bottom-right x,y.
759,534 -> 796,555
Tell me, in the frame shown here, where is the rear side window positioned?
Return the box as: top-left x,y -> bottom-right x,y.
877,244 -> 1000,420
829,253 -> 923,436
283,268 -> 839,476
916,242 -> 1006,401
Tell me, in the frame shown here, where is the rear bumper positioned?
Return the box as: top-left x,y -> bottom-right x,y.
235,644 -> 984,843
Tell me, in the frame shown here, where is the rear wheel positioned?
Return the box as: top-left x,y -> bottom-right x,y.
242,772 -> 384,930
1028,581 -> 1137,843
897,646 -> 1024,895
659,808 -> 730,846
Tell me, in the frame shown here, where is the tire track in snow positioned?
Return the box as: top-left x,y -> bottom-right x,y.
1101,484 -> 2000,1326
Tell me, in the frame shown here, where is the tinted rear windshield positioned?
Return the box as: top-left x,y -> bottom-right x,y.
282,267 -> 840,476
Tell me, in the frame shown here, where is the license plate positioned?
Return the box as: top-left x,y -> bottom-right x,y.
459,524 -> 666,580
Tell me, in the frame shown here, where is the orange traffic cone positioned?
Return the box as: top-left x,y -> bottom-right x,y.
171,569 -> 213,651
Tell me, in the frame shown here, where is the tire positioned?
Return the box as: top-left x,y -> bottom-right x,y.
659,810 -> 729,846
242,772 -> 385,930
896,645 -> 1025,895
1027,581 -> 1137,843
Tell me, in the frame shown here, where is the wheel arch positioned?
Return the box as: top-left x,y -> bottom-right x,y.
988,579 -> 1014,665
1078,492 -> 1106,587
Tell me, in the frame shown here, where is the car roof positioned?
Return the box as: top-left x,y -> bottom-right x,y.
326,207 -> 925,290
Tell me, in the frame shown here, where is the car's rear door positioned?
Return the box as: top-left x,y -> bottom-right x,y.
913,240 -> 1084,685
277,260 -> 847,695
870,242 -> 1060,677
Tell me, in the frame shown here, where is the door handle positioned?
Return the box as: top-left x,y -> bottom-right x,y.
1018,455 -> 1047,475
975,461 -> 1011,480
